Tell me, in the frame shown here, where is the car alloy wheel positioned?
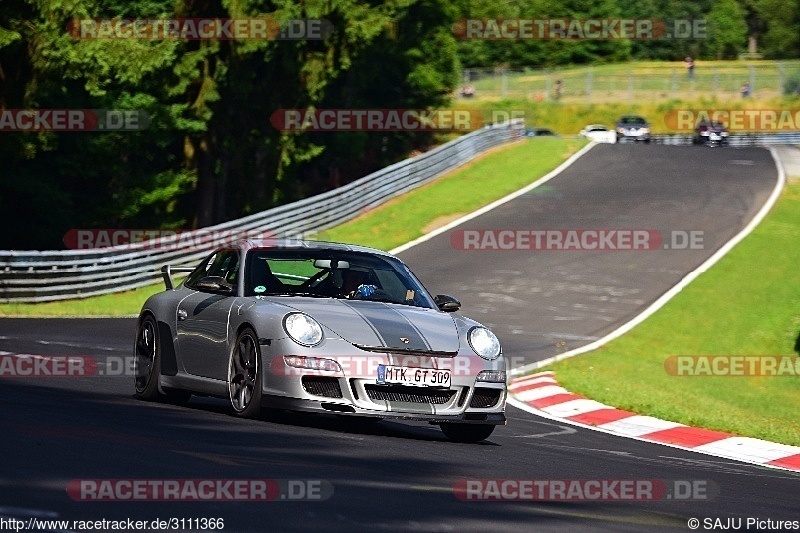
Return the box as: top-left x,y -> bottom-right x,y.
228,328 -> 263,418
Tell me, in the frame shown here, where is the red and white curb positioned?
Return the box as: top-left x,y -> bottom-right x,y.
509,371 -> 800,473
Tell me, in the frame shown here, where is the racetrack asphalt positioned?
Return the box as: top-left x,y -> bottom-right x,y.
1,143 -> 796,532
400,143 -> 778,365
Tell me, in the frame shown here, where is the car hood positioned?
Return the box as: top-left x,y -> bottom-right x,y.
276,298 -> 461,355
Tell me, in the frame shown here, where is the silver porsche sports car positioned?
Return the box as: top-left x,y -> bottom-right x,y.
134,239 -> 507,442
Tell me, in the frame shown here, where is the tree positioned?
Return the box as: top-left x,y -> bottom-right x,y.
707,0 -> 748,59
749,0 -> 800,58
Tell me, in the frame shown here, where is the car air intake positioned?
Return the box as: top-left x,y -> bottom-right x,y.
365,385 -> 456,404
301,376 -> 343,398
469,388 -> 502,408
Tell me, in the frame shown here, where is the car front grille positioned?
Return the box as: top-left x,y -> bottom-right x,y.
365,385 -> 456,405
469,388 -> 502,408
302,376 -> 343,398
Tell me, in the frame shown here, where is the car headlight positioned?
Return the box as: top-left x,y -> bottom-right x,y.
468,327 -> 501,360
641,128 -> 650,134
283,313 -> 323,346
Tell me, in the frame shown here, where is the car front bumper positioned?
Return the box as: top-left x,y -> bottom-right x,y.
261,394 -> 507,424
262,339 -> 507,424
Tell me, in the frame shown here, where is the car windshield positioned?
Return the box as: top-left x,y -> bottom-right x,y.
619,117 -> 646,125
244,248 -> 438,309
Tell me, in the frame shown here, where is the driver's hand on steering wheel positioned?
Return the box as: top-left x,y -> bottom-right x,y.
348,284 -> 377,299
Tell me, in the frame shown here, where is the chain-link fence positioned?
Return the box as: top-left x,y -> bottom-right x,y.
461,61 -> 800,103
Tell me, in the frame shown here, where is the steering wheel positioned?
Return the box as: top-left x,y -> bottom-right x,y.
297,269 -> 329,290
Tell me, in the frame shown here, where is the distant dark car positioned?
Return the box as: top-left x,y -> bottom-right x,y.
615,115 -> 651,143
525,127 -> 558,137
693,121 -> 729,146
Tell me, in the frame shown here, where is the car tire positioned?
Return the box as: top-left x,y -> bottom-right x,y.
228,327 -> 263,418
134,315 -> 162,401
134,315 -> 191,403
439,423 -> 495,443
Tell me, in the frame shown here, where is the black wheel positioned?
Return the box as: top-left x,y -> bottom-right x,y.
228,328 -> 263,418
439,423 -> 495,443
134,315 -> 191,403
134,315 -> 161,400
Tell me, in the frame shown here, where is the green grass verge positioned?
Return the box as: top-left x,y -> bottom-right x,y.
541,180 -> 800,447
0,282 -> 184,317
313,137 -> 585,250
0,137 -> 585,317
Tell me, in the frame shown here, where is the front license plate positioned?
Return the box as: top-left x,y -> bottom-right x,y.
377,365 -> 451,388
710,133 -> 721,140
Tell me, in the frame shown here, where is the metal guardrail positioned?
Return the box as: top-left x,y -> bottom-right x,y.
651,132 -> 800,146
0,121 -> 524,303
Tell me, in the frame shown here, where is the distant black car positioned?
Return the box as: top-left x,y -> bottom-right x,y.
693,121 -> 729,146
525,127 -> 558,137
615,115 -> 651,143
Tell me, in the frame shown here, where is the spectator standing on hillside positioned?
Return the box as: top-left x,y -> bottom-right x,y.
685,56 -> 694,79
740,82 -> 751,98
554,79 -> 563,101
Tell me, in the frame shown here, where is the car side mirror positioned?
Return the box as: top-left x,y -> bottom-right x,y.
434,294 -> 461,312
196,276 -> 235,295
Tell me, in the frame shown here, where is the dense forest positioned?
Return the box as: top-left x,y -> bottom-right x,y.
1,0 -> 797,249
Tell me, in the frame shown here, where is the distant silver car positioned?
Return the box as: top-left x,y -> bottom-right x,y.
615,115 -> 651,143
134,239 -> 507,442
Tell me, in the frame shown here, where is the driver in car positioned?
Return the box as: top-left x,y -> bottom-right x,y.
340,269 -> 377,298
313,267 -> 377,298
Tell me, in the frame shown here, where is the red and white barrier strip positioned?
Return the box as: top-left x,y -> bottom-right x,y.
509,372 -> 800,472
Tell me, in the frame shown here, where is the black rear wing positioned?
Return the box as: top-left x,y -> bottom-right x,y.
160,265 -> 195,290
